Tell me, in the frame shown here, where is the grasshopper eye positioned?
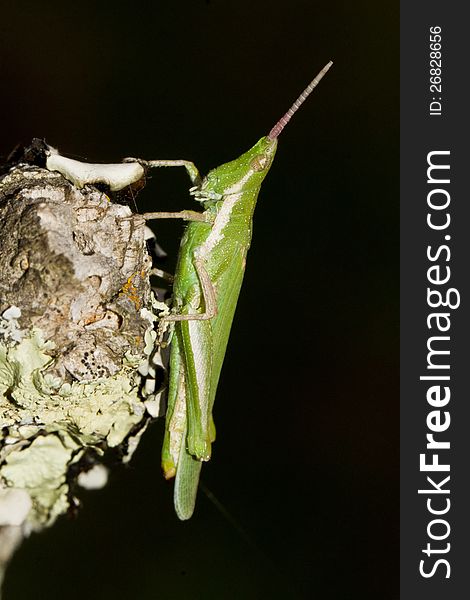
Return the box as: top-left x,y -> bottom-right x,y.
204,172 -> 219,189
250,154 -> 268,172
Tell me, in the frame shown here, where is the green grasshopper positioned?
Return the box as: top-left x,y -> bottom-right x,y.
139,61 -> 332,519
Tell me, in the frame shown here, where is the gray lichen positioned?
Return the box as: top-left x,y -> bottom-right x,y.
0,159 -> 166,589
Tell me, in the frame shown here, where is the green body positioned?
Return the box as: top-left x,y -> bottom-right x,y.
157,60 -> 332,519
162,136 -> 277,519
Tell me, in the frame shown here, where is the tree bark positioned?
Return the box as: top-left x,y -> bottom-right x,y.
0,152 -> 164,593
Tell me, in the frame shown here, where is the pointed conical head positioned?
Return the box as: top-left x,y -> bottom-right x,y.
199,136 -> 277,202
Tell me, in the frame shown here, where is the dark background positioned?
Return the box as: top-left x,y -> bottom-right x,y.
0,1 -> 398,599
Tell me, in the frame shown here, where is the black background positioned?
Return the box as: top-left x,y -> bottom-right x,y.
0,1 -> 398,599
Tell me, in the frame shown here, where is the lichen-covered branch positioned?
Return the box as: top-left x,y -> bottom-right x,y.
0,152 -> 165,592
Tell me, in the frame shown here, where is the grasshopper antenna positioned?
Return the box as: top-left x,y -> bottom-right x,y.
267,60 -> 333,140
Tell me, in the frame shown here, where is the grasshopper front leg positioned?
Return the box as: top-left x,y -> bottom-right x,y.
143,210 -> 211,223
123,157 -> 202,187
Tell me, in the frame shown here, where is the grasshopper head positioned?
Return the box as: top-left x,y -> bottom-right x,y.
198,62 -> 333,204
199,136 -> 277,200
